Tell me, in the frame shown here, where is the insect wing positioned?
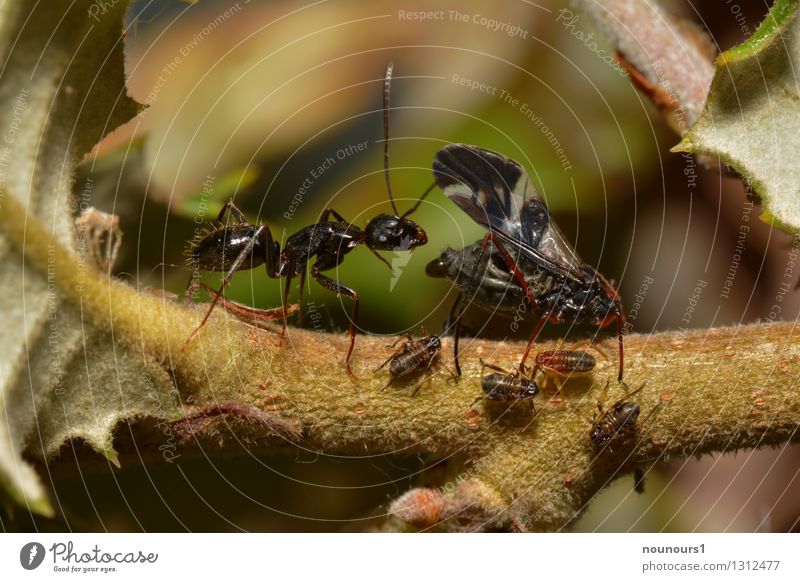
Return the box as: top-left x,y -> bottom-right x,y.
433,144 -> 525,237
433,143 -> 582,280
531,208 -> 583,273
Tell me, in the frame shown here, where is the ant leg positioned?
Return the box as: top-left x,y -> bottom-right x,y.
444,292 -> 463,334
369,248 -> 393,271
296,267 -> 307,320
183,278 -> 202,305
615,315 -> 625,383
183,224 -> 271,348
216,199 -> 248,224
319,208 -> 349,223
280,263 -> 295,344
195,283 -> 294,329
311,262 -> 360,380
445,293 -> 465,376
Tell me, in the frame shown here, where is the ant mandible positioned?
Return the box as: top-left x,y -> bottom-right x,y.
183,63 -> 434,378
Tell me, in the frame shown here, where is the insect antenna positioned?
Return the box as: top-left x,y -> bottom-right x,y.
563,393 -> 594,426
616,380 -> 646,403
382,62 -> 399,216
401,181 -> 436,218
382,62 -> 437,219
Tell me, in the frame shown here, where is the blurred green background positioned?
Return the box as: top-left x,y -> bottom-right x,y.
6,0 -> 799,532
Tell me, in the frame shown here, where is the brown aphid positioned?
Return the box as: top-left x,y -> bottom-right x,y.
591,400 -> 641,448
376,332 -> 444,394
535,349 -> 596,374
474,360 -> 540,412
586,382 -> 661,450
533,348 -> 596,393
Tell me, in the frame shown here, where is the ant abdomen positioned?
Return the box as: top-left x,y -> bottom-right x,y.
187,223 -> 267,272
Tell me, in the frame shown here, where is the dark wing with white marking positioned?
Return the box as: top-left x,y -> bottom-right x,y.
433,143 -> 582,280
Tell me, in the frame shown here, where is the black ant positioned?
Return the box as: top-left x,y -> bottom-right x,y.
472,360 -> 540,412
376,329 -> 445,395
183,63 -> 433,378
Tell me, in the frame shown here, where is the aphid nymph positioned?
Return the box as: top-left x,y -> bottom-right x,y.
376,331 -> 444,395
474,360 -> 540,412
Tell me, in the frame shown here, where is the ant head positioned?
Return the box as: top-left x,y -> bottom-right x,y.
364,213 -> 427,251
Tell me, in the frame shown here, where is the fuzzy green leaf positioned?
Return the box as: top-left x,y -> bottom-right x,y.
673,0 -> 800,233
0,0 -> 179,515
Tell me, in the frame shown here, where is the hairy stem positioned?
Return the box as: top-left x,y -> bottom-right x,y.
3,193 -> 799,530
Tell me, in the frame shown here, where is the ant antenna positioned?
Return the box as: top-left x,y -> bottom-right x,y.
401,181 -> 436,218
383,62 -> 399,216
382,62 -> 437,220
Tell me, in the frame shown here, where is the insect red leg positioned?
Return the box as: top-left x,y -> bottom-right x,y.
594,271 -> 626,382
518,316 -> 547,373
482,232 -> 551,372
